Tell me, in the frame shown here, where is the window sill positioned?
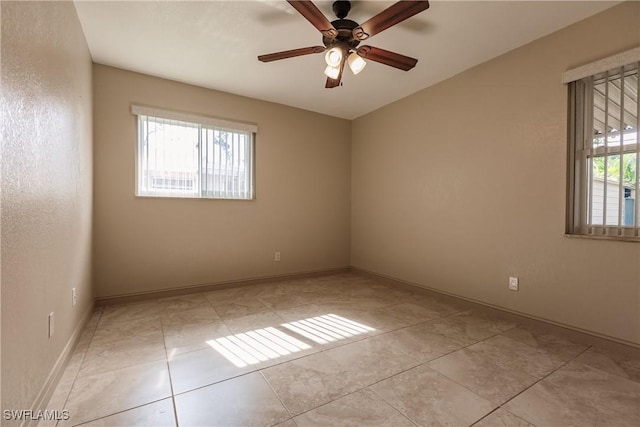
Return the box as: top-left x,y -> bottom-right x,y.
564,233 -> 639,243
135,194 -> 255,201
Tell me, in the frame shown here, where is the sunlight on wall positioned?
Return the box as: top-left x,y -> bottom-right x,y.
207,314 -> 375,368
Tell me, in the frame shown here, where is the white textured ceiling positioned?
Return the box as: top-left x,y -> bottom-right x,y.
74,0 -> 620,119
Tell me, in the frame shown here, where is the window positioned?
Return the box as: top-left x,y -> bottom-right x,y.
566,51 -> 639,240
132,105 -> 256,200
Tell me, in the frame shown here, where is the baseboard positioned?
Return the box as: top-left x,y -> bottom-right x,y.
352,266 -> 640,350
95,267 -> 351,306
25,303 -> 95,427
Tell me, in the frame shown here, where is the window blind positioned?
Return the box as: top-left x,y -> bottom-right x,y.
132,106 -> 256,200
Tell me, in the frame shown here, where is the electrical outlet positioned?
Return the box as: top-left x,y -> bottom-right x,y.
509,276 -> 519,291
275,252 -> 281,262
48,312 -> 55,338
72,288 -> 77,307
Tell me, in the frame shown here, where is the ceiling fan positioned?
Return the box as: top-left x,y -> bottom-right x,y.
258,0 -> 430,88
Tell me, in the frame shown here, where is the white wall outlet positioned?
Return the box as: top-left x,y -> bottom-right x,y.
275,252 -> 281,262
48,312 -> 55,338
509,276 -> 519,291
72,288 -> 77,307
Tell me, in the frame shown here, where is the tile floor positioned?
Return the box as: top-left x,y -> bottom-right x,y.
42,273 -> 640,426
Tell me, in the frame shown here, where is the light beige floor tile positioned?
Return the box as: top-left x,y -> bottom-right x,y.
254,282 -> 296,298
223,311 -> 286,334
79,333 -> 167,377
322,296 -> 393,311
376,302 -> 446,325
164,317 -> 231,355
505,380 -> 638,427
294,388 -> 415,427
174,372 -> 290,426
212,296 -> 270,319
323,306 -> 409,334
262,351 -> 365,416
45,273 -> 640,427
324,337 -> 419,385
472,408 -> 534,427
275,307 -> 378,349
273,419 -> 298,427
276,303 -> 336,323
376,288 -> 425,305
428,348 -> 538,404
296,289 -> 347,306
160,305 -> 221,328
376,321 -> 470,362
370,365 -> 495,426
204,285 -> 264,306
500,324 -> 589,364
61,360 -> 172,427
420,310 -> 515,347
75,398 -> 176,426
257,293 -> 312,310
157,292 -> 213,314
92,315 -> 163,345
377,296 -> 464,325
467,335 -> 566,378
427,294 -> 472,312
574,346 -> 640,383
544,360 -> 640,418
99,301 -> 162,325
168,346 -> 254,394
278,311 -> 374,350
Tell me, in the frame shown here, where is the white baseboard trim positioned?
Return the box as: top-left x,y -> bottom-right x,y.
352,267 -> 640,350
95,267 -> 351,306
25,303 -> 95,427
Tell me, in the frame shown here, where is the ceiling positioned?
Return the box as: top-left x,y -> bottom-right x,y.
74,0 -> 620,120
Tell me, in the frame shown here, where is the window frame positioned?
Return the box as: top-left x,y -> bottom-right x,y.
132,105 -> 257,201
566,52 -> 639,242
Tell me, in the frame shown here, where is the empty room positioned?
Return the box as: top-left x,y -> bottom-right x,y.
1,0 -> 639,426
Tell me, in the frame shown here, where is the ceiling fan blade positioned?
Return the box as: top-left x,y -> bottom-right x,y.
325,77 -> 339,88
258,46 -> 326,62
356,45 -> 418,71
287,1 -> 338,39
353,1 -> 429,41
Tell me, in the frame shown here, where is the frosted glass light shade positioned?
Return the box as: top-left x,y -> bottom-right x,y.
324,65 -> 340,79
325,47 -> 343,67
348,52 -> 366,75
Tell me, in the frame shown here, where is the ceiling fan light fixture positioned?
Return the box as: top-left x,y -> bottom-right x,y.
325,47 -> 343,67
348,52 -> 366,75
324,65 -> 340,79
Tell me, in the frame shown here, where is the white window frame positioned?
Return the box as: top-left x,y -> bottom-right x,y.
565,49 -> 639,241
132,105 -> 257,200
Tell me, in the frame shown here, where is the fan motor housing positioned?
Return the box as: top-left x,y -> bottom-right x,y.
323,19 -> 360,50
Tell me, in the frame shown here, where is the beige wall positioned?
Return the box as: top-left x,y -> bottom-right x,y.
92,65 -> 351,298
1,0 -> 93,417
351,2 -> 640,346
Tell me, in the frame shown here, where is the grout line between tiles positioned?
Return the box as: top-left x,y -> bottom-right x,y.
66,398 -> 172,427
158,312 -> 181,427
467,344 -> 594,427
258,370 -> 295,422
367,385 -> 420,427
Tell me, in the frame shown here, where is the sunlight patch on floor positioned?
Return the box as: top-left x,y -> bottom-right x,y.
208,314 -> 375,367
